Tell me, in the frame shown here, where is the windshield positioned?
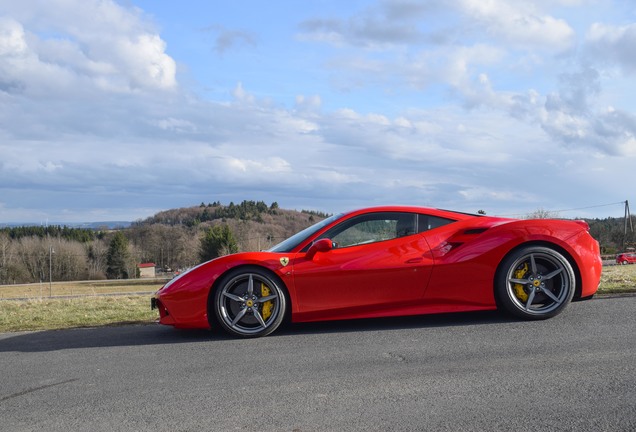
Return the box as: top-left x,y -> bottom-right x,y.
267,213 -> 343,253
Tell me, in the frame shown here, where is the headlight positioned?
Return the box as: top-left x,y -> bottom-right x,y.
159,262 -> 204,291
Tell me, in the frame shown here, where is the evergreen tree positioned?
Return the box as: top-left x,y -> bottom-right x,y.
106,232 -> 131,279
199,225 -> 238,262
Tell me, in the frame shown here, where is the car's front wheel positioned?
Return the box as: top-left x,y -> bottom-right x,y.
213,267 -> 287,337
496,246 -> 575,320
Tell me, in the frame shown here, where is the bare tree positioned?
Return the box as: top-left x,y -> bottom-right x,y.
85,239 -> 108,280
173,228 -> 199,269
51,238 -> 89,281
525,208 -> 561,219
0,233 -> 25,284
15,237 -> 48,282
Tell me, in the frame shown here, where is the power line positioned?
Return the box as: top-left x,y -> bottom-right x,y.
554,201 -> 627,212
497,201 -> 628,218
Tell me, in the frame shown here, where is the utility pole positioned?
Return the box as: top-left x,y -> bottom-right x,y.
623,200 -> 633,251
49,245 -> 55,297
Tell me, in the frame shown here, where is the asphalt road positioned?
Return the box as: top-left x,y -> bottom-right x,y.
1,296 -> 635,431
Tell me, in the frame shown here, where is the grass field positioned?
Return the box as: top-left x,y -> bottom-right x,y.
0,278 -> 167,332
0,266 -> 635,333
0,278 -> 169,299
0,296 -> 156,333
598,264 -> 636,293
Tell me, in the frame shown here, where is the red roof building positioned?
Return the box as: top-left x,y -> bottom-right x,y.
137,262 -> 156,278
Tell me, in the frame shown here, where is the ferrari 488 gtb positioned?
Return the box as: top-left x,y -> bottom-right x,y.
152,206 -> 602,337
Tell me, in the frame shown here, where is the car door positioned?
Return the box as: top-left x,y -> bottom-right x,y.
289,212 -> 434,321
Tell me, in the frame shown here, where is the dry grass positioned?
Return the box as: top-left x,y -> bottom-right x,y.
0,278 -> 169,299
0,295 -> 156,333
598,264 -> 636,293
0,279 -> 165,333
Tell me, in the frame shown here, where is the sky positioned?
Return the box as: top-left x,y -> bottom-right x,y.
1,0 -> 635,223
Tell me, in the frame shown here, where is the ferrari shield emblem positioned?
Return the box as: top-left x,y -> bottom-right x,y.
280,257 -> 289,267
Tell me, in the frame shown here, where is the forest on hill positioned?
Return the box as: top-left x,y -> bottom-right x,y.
0,200 -> 634,285
0,201 -> 327,285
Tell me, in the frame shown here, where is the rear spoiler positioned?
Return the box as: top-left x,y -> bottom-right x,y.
573,220 -> 590,231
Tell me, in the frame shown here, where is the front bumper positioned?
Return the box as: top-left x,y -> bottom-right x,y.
151,296 -> 176,325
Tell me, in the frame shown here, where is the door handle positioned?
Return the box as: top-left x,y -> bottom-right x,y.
405,257 -> 423,264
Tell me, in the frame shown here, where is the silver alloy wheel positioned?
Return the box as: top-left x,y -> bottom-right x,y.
497,246 -> 575,319
215,269 -> 285,337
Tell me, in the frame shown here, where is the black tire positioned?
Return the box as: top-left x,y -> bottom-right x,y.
213,267 -> 287,338
496,246 -> 575,320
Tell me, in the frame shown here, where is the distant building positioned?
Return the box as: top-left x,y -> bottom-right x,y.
138,262 -> 156,278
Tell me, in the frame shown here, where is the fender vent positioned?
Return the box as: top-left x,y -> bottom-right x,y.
463,228 -> 488,235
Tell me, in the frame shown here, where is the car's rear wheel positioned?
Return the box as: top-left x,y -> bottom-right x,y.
213,267 -> 287,338
496,246 -> 575,320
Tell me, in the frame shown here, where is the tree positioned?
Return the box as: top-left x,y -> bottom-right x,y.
86,239 -> 108,280
15,236 -> 47,282
526,208 -> 560,219
0,232 -> 27,284
106,232 -> 131,279
51,238 -> 89,281
200,224 -> 238,262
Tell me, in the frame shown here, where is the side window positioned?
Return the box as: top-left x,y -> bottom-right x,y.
321,212 -> 417,248
417,214 -> 455,232
308,211 -> 457,250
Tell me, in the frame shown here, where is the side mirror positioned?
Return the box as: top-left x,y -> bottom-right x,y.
306,238 -> 334,260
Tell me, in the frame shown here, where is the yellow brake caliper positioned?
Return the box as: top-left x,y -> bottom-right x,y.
513,263 -> 529,302
261,283 -> 273,320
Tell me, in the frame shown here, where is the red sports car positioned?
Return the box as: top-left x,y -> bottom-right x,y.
152,206 -> 602,337
616,252 -> 636,265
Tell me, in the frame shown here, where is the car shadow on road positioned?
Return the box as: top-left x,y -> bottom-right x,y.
0,310 -> 513,353
276,310 -> 511,337
0,324 -> 222,353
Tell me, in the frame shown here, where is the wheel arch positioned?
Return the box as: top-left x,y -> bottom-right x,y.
493,240 -> 583,304
206,263 -> 292,329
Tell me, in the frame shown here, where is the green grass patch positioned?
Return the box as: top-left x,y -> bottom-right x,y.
0,295 -> 157,333
598,264 -> 636,294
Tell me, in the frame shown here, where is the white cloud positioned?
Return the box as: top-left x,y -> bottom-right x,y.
202,24 -> 256,55
0,0 -> 176,95
232,82 -> 256,104
0,17 -> 27,55
155,117 -> 197,133
458,0 -> 575,52
299,0 -> 575,53
586,22 -> 636,73
224,156 -> 292,176
294,94 -> 322,113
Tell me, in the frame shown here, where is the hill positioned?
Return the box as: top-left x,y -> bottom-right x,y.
132,200 -> 330,252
